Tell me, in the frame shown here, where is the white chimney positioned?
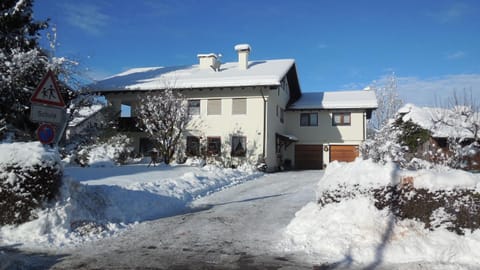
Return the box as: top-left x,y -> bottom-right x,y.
197,53 -> 218,69
234,44 -> 251,70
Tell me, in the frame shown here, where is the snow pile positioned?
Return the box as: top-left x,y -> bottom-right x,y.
284,159 -> 480,266
75,134 -> 134,167
318,159 -> 480,191
0,142 -> 61,170
0,164 -> 261,247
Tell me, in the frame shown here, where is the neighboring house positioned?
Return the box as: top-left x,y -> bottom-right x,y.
66,104 -> 106,140
90,44 -> 377,171
287,91 -> 377,169
398,104 -> 480,170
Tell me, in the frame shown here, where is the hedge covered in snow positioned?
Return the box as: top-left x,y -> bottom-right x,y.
285,159 -> 480,266
0,142 -> 62,225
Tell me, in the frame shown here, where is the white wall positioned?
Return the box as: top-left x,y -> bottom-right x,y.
182,87 -> 266,166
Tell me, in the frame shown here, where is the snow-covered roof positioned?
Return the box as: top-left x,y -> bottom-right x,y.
91,59 -> 295,92
69,104 -> 104,127
288,90 -> 378,110
399,103 -> 479,138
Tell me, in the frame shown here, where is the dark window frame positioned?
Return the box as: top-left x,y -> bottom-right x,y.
332,112 -> 351,126
207,137 -> 221,156
231,136 -> 247,157
186,136 -> 200,156
187,100 -> 200,115
300,112 -> 318,126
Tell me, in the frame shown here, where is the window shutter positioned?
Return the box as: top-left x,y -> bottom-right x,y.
207,99 -> 221,115
232,98 -> 247,115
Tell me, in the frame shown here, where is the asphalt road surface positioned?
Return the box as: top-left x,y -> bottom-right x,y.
2,170 -> 325,270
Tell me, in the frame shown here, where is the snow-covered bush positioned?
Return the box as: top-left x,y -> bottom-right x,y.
363,103 -> 480,170
74,134 -> 134,167
316,160 -> 480,235
361,118 -> 429,168
0,142 -> 62,225
285,160 -> 480,266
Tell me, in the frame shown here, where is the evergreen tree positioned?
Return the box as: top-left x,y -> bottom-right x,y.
0,0 -> 50,139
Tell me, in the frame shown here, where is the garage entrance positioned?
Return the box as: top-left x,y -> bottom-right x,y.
295,144 -> 323,170
330,145 -> 359,162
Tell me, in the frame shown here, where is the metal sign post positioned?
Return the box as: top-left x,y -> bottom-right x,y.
30,71 -> 68,146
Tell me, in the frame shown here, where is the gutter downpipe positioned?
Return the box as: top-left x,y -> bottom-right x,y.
260,87 -> 267,162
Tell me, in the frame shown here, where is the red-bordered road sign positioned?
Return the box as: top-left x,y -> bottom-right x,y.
37,123 -> 56,145
30,70 -> 66,108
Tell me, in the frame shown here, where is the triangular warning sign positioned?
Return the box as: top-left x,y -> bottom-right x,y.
30,70 -> 66,108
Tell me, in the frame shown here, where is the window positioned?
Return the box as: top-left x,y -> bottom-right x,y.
207,137 -> 221,156
231,136 -> 246,157
280,108 -> 284,123
120,104 -> 131,118
332,112 -> 351,126
207,99 -> 221,115
232,98 -> 247,115
186,136 -> 200,156
300,113 -> 318,126
188,100 -> 200,115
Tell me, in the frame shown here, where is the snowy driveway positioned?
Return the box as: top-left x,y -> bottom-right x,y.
50,170 -> 322,269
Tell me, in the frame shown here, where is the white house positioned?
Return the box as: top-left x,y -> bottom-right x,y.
90,44 -> 377,171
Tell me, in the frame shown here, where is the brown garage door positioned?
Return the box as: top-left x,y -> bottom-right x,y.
295,144 -> 323,170
330,145 -> 359,162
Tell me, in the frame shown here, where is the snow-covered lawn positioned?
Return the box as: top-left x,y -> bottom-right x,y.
0,161 -> 261,248
284,159 -> 480,269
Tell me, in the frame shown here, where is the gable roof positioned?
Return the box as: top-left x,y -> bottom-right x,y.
90,59 -> 297,92
288,90 -> 378,110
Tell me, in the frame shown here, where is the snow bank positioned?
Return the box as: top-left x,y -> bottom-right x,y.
0,142 -> 61,170
319,159 -> 480,191
0,164 -> 261,247
284,159 -> 480,266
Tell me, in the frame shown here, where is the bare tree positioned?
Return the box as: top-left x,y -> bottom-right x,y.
135,89 -> 189,164
369,73 -> 404,132
433,90 -> 480,169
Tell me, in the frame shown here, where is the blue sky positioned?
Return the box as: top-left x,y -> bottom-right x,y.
34,0 -> 480,105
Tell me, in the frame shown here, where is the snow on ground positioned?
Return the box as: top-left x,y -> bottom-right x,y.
0,158 -> 261,248
283,159 -> 480,268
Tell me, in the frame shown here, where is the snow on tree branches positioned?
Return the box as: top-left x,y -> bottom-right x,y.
135,89 -> 189,164
1,0 -> 79,141
368,73 -> 403,132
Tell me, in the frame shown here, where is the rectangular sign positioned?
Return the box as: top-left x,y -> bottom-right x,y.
30,104 -> 67,124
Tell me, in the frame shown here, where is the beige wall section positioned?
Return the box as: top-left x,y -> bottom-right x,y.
182,88 -> 266,166
104,87 -> 267,166
285,109 -> 367,167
